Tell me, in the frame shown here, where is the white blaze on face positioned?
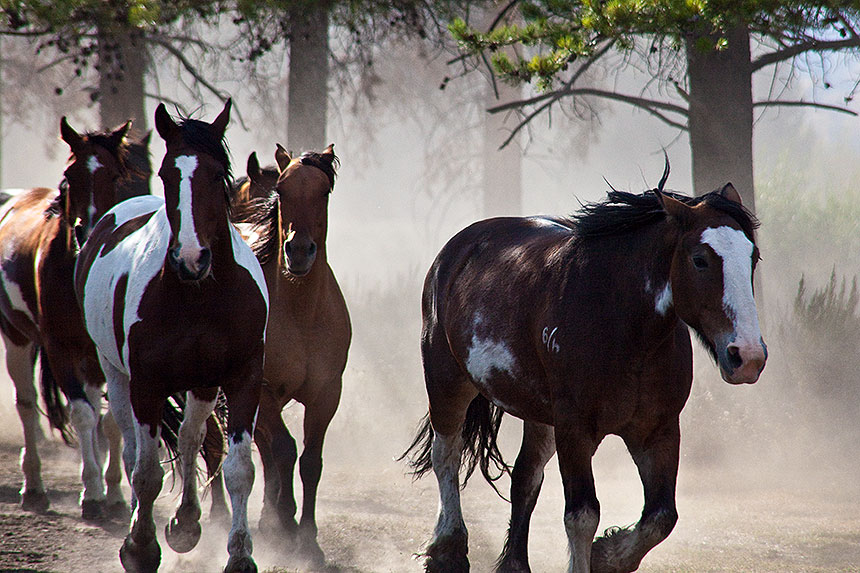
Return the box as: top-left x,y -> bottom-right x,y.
174,155 -> 202,261
465,314 -> 517,383
701,226 -> 761,346
87,155 -> 103,174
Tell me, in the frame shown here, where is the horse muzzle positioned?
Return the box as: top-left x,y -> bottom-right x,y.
168,246 -> 212,282
283,238 -> 316,277
716,335 -> 768,385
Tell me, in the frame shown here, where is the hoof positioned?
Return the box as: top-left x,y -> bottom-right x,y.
425,531 -> 469,573
497,557 -> 530,573
119,536 -> 161,573
81,499 -> 105,522
21,489 -> 50,513
298,536 -> 325,567
164,516 -> 202,553
224,555 -> 257,573
107,500 -> 132,522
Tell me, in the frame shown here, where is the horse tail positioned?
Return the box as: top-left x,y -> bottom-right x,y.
37,347 -> 75,446
401,394 -> 511,498
160,393 -> 183,462
161,392 -> 228,484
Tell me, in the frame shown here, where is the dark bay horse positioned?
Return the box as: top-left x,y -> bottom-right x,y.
230,150 -> 279,206
404,167 -> 767,572
234,143 -> 350,564
75,100 -> 269,573
0,117 -> 132,519
117,130 -> 153,201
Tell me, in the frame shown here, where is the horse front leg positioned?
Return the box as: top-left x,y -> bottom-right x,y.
555,418 -> 600,573
254,394 -> 298,539
72,378 -> 107,520
119,402 -> 165,573
591,420 -> 681,573
201,409 -> 230,526
497,421 -> 556,573
164,388 -> 217,554
222,368 -> 263,573
296,377 -> 342,566
3,335 -> 47,512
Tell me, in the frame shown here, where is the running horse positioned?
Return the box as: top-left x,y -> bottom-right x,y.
230,151 -> 279,206
235,143 -> 350,564
75,100 -> 269,573
0,117 -> 132,519
403,164 -> 767,573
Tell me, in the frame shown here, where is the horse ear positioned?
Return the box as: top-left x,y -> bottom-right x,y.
718,183 -> 743,205
60,117 -> 84,149
155,103 -> 177,142
210,98 -> 232,137
655,189 -> 693,224
247,152 -> 263,182
275,144 -> 291,171
108,120 -> 132,150
321,143 -> 335,164
140,130 -> 152,148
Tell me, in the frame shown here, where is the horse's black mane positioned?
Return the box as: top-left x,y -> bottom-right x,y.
175,117 -> 233,186
571,188 -> 759,243
231,150 -> 339,265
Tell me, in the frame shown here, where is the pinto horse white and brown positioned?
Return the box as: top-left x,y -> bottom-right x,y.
234,143 -> 350,565
0,117 -> 132,519
404,165 -> 767,573
75,100 -> 268,573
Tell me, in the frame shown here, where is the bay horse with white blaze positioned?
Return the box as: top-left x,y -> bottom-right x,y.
0,117 -> 132,519
234,143 -> 350,565
75,100 -> 269,573
403,164 -> 767,573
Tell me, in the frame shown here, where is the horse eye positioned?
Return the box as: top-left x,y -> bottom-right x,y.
692,255 -> 709,270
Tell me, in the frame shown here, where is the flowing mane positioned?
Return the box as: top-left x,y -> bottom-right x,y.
298,150 -> 339,191
571,188 -> 760,244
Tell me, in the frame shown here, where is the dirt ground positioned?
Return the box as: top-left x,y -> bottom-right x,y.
1,418 -> 859,573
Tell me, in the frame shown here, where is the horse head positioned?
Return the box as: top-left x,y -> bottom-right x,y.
657,183 -> 767,385
59,117 -> 131,245
269,143 -> 338,277
155,99 -> 232,283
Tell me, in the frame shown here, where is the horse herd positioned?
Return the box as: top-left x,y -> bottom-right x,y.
0,99 -> 767,573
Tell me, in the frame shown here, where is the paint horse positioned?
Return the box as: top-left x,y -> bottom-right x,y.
404,165 -> 767,573
235,144 -> 350,564
75,100 -> 269,573
0,118 -> 132,519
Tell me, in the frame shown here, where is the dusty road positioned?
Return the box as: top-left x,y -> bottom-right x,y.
1,419 -> 859,573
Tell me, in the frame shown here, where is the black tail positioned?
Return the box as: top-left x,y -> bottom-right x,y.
37,347 -> 75,446
400,394 -> 510,498
161,391 -> 227,481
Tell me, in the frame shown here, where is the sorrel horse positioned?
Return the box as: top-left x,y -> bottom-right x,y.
403,164 -> 767,573
75,100 -> 269,573
0,117 -> 132,519
234,143 -> 350,564
230,151 -> 279,206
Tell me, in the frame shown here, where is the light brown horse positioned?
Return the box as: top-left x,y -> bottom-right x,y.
0,118 -> 132,520
235,143 -> 351,565
403,163 -> 767,572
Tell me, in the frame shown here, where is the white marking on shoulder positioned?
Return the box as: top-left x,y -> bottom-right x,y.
655,283 -> 673,316
175,155 -> 202,257
87,155 -> 103,174
466,315 -> 516,382
230,223 -> 269,336
701,226 -> 761,343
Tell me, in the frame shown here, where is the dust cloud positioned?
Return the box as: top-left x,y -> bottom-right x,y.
1,34 -> 860,573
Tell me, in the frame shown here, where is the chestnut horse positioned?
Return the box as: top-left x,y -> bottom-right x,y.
75,100 -> 268,573
234,143 -> 350,564
0,118 -> 132,519
230,151 -> 279,206
403,166 -> 767,572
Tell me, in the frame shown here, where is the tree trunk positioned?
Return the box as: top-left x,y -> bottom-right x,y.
686,24 -> 755,211
287,6 -> 329,153
98,28 -> 146,131
483,80 -> 523,217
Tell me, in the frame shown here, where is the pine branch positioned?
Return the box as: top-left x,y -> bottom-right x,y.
754,99 -> 857,115
752,37 -> 860,72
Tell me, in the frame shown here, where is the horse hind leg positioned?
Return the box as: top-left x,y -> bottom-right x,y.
164,388 -> 217,554
72,379 -> 107,521
591,421 -> 681,573
102,408 -> 130,519
3,334 -> 47,512
497,421 -> 556,573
